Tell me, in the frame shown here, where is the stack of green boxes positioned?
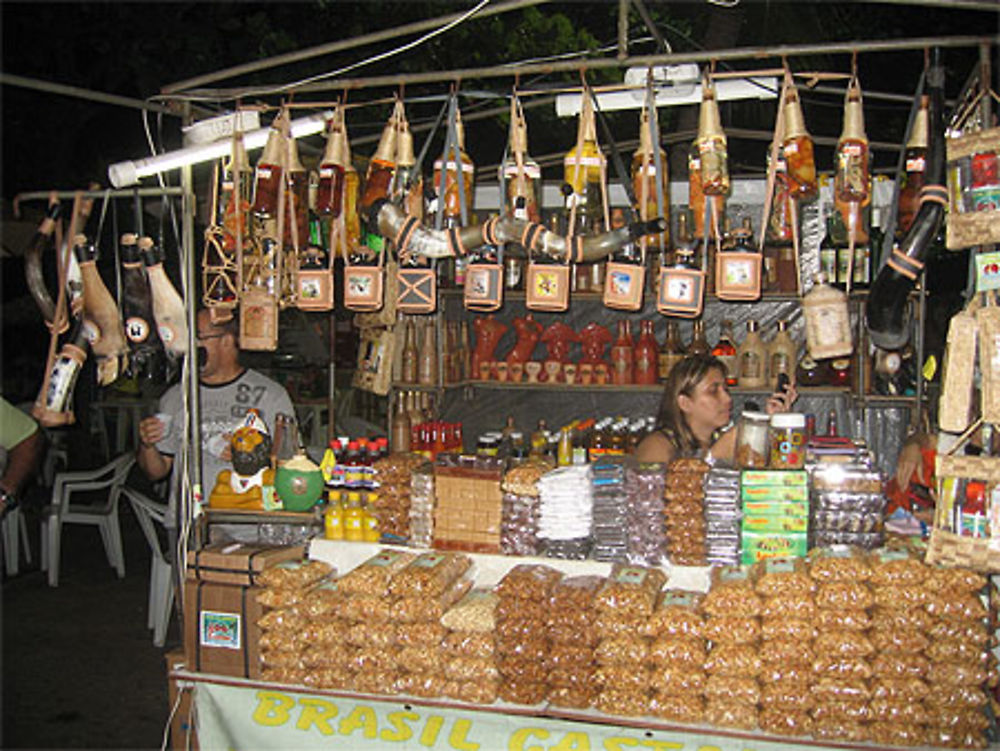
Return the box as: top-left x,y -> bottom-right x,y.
740,470 -> 809,564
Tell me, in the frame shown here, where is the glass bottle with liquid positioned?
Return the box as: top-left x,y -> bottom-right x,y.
834,83 -> 870,205
696,80 -> 729,196
316,114 -> 347,218
659,320 -> 687,382
359,110 -> 398,215
433,106 -> 475,223
897,95 -> 929,237
564,94 -> 605,235
819,215 -> 838,283
688,318 -> 710,356
632,106 -> 669,252
737,320 -> 768,389
781,85 -> 818,200
501,100 -> 541,224
284,134 -> 309,249
712,319 -> 738,387
634,320 -> 660,386
767,320 -> 797,390
251,113 -> 286,218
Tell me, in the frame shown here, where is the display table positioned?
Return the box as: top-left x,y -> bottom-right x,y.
183,670 -> 929,751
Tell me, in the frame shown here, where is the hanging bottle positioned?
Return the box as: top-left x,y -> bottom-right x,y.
897,95 -> 929,237
634,320 -> 659,386
737,320 -> 768,389
688,318 -> 710,356
834,81 -> 870,205
696,78 -> 730,196
392,99 -> 424,221
712,319 -> 739,387
802,273 -> 853,360
219,135 -> 251,251
359,107 -> 398,215
610,320 -> 635,385
251,111 -> 287,218
781,83 -> 818,200
284,128 -> 309,250
563,93 -> 606,235
501,96 -> 541,224
658,320 -> 686,381
433,104 -> 475,223
632,106 -> 669,252
316,112 -> 347,218
767,319 -> 797,390
340,114 -> 362,255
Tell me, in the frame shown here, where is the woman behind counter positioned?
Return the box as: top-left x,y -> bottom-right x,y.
636,353 -> 798,465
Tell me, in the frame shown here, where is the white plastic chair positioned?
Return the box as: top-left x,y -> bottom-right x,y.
120,486 -> 174,647
2,507 -> 32,576
41,453 -> 135,587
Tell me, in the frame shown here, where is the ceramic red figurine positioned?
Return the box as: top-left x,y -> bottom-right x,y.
541,322 -> 577,363
505,314 -> 543,366
472,315 -> 508,380
578,321 -> 612,366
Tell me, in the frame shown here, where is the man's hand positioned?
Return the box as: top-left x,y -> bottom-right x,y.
138,415 -> 166,448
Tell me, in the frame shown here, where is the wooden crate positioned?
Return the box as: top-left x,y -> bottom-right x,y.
433,464 -> 503,553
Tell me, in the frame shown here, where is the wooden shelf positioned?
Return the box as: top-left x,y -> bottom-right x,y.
431,380 -> 854,396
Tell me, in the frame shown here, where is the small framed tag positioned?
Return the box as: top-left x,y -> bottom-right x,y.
397,266 -> 437,314
343,265 -> 385,311
657,267 -> 706,318
296,269 -> 334,311
603,261 -> 646,311
715,251 -> 762,301
463,262 -> 503,312
525,262 -> 570,311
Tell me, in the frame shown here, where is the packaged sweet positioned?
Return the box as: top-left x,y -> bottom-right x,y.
870,606 -> 932,632
395,672 -> 445,699
594,563 -> 667,617
925,639 -> 988,665
441,588 -> 497,633
813,630 -> 874,658
550,574 -> 605,609
811,510 -> 883,533
595,635 -> 649,665
496,564 -> 563,601
811,467 -> 881,493
346,647 -> 397,673
761,617 -> 816,642
547,644 -> 594,669
442,631 -> 495,658
753,558 -> 814,596
871,677 -> 930,701
495,615 -> 546,642
352,670 -> 398,695
926,662 -> 989,686
649,691 -> 705,723
868,698 -> 928,724
868,550 -> 928,586
871,652 -> 929,679
808,546 -> 872,582
392,577 -> 472,624
758,593 -> 816,620
257,585 -> 307,609
704,675 -> 760,704
443,656 -> 499,682
256,559 -> 334,590
595,613 -> 650,638
395,622 -> 446,647
547,685 -> 595,709
925,726 -> 988,750
760,683 -> 813,711
704,699 -> 758,730
496,638 -> 548,662
925,708 -> 991,730
301,645 -> 350,669
924,685 -> 989,709
641,591 -> 704,638
704,644 -> 762,677
260,666 -> 308,686
648,636 -> 706,667
816,608 -> 871,631
257,608 -> 306,632
702,566 -> 761,617
303,668 -> 350,690
340,595 -> 392,623
260,649 -> 304,670
867,721 -> 927,747
497,656 -> 548,684
445,679 -> 498,704
548,621 -> 598,647
397,645 -> 443,674
760,639 -> 813,665
811,717 -> 868,742
809,678 -> 871,701
925,593 -> 987,621
702,616 -> 761,644
870,629 -> 930,654
345,621 -> 396,649
759,709 -> 812,737
594,664 -> 651,691
338,550 -> 415,596
259,629 -> 306,652
500,679 -> 548,706
495,596 -> 547,623
927,620 -> 989,646
759,663 -> 812,686
815,581 -> 873,610
649,666 -> 706,693
300,619 -> 349,646
595,688 -> 650,717
926,566 -> 987,593
297,581 -> 344,617
549,666 -> 596,688
872,584 -> 927,609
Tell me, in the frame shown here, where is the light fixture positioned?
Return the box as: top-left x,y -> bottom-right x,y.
107,110 -> 333,188
555,67 -> 777,117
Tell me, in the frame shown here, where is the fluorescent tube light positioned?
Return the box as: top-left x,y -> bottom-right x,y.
555,77 -> 778,117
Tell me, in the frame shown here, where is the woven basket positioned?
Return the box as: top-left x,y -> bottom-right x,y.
946,127 -> 1000,250
925,453 -> 1000,572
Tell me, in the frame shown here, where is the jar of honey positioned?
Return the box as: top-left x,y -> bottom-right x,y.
769,413 -> 806,469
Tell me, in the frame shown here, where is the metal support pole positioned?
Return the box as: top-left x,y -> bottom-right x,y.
617,0 -> 629,60
180,163 -> 203,548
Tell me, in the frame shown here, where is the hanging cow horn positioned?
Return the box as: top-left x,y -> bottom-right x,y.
865,54 -> 946,350
367,198 -> 665,265
74,234 -> 128,360
140,236 -> 189,358
119,233 -> 166,379
24,195 -> 63,326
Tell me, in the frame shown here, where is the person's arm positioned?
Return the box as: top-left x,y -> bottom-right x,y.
137,416 -> 174,481
709,426 -> 737,463
635,431 -> 677,465
1,429 -> 44,511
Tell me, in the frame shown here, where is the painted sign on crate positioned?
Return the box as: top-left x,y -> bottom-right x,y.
195,681 -> 838,751
975,250 -> 1000,293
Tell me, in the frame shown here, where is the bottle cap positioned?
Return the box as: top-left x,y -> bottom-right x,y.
770,412 -> 805,428
347,440 -> 360,450
782,86 -> 810,141
697,79 -> 726,142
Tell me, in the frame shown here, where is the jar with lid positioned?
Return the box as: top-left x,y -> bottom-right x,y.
736,411 -> 770,468
769,413 -> 807,469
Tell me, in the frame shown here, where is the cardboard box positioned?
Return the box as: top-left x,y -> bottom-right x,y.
741,530 -> 808,564
186,542 -> 305,586
741,484 -> 809,502
740,470 -> 808,487
164,649 -> 198,751
742,513 -> 809,533
183,578 -> 263,678
742,499 -> 809,517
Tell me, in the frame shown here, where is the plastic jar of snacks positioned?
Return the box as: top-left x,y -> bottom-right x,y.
769,413 -> 806,469
736,411 -> 770,468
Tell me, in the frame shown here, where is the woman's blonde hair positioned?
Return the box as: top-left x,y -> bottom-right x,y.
654,353 -> 727,458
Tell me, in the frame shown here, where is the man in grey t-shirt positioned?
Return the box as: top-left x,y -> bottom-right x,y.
137,309 -> 293,532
